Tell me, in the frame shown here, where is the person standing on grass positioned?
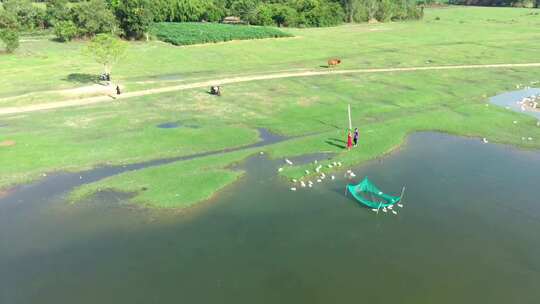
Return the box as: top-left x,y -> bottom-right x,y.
347,130 -> 353,150
353,128 -> 359,147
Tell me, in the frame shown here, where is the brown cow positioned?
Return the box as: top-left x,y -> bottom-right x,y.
328,58 -> 342,68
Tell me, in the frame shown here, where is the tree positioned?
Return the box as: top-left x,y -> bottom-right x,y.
84,34 -> 127,79
248,3 -> 274,26
341,0 -> 359,23
299,0 -> 344,27
46,0 -> 71,26
0,9 -> 20,53
71,0 -> 118,37
203,1 -> 227,22
361,0 -> 379,22
270,3 -> 298,27
0,29 -> 20,53
113,0 -> 154,39
3,0 -> 46,30
376,0 -> 396,22
230,0 -> 258,22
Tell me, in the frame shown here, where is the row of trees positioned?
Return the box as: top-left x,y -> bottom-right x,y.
148,0 -> 423,27
1,0 -> 424,53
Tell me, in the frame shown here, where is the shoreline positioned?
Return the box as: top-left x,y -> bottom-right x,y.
2,126 -> 540,210
64,130 -> 540,210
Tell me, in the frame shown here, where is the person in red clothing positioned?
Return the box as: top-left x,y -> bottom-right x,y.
347,130 -> 353,150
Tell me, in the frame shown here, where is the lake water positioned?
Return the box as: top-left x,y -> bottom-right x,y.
1,131 -> 539,304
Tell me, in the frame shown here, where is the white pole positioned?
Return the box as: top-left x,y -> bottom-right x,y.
399,186 -> 406,201
348,104 -> 352,130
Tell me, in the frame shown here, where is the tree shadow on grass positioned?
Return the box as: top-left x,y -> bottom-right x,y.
64,73 -> 100,84
328,137 -> 346,144
325,140 -> 346,149
315,119 -> 341,130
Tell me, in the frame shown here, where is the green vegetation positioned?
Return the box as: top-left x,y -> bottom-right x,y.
0,27 -> 19,52
0,4 -> 21,52
53,20 -> 77,41
70,151 -> 252,208
84,34 -> 127,78
1,0 -> 47,30
1,7 -> 540,208
151,22 -> 292,46
111,0 -> 154,39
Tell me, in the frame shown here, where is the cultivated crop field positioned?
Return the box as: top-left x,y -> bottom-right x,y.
151,22 -> 293,46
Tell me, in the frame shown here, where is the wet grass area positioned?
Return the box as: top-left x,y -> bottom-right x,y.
157,122 -> 180,129
156,121 -> 200,129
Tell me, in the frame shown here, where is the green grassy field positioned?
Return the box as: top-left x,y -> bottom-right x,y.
1,6 -> 540,208
2,6 -> 540,101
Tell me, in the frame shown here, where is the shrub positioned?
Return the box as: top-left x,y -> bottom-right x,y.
151,22 -> 292,46
0,29 -> 20,53
0,8 -> 20,53
54,20 -> 78,42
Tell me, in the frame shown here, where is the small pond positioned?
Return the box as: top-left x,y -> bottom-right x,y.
490,87 -> 540,120
157,121 -> 201,129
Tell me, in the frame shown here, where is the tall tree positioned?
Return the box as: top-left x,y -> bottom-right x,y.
341,0 -> 360,22
113,0 -> 154,39
0,8 -> 20,53
71,0 -> 118,37
46,0 -> 71,26
84,34 -> 127,79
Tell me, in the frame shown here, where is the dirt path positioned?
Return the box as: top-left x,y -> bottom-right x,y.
2,62 -> 540,116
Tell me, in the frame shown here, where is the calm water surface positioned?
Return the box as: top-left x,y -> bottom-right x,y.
490,88 -> 540,119
1,132 -> 539,304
